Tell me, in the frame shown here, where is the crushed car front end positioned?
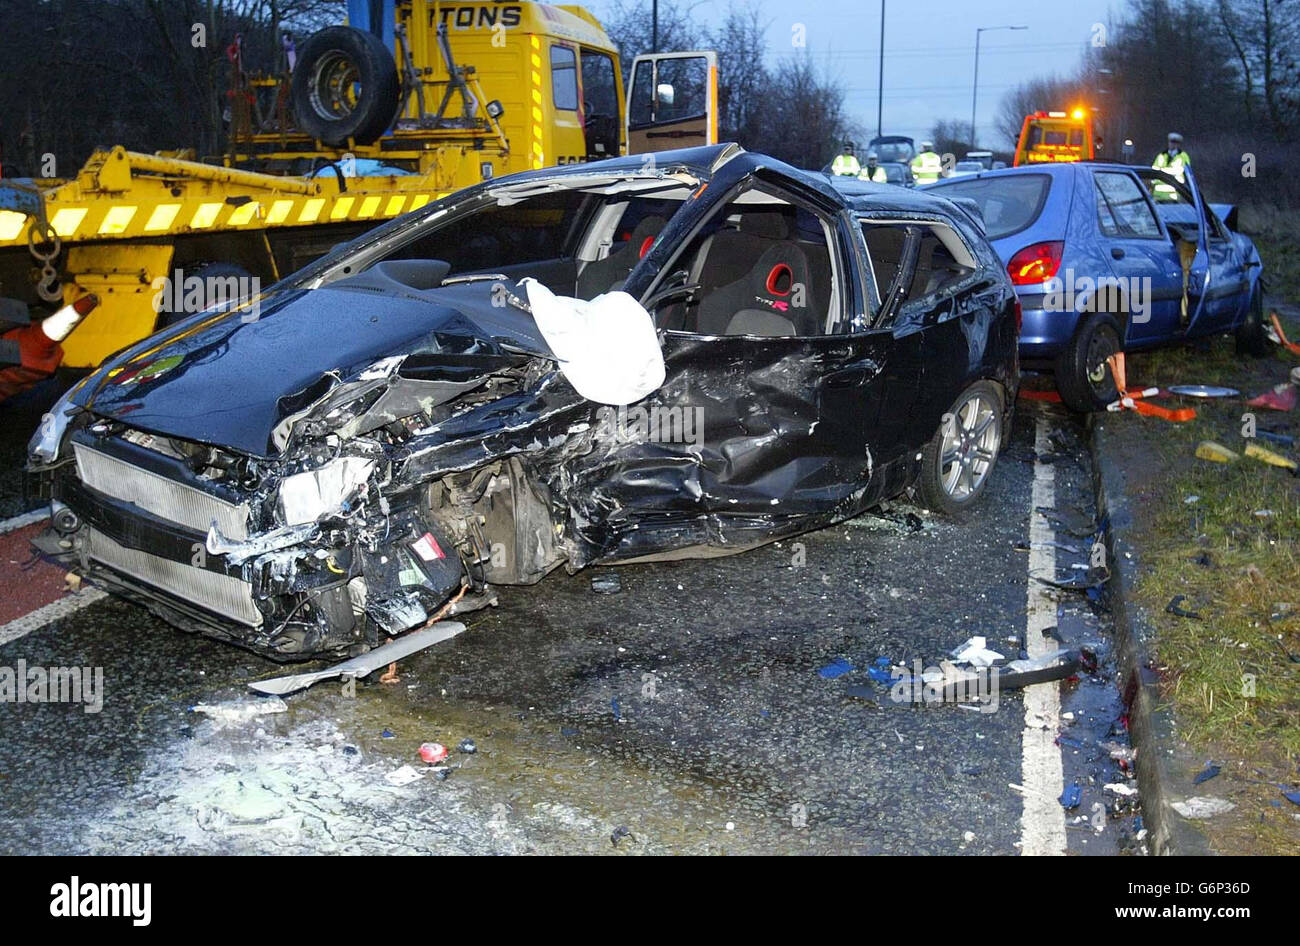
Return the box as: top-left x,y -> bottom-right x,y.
25,151 -> 722,661
27,305 -> 579,660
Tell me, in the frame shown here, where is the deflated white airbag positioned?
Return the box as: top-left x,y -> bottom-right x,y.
522,278 -> 666,406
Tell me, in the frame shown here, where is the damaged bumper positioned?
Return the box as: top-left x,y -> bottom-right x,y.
34,433 -> 468,659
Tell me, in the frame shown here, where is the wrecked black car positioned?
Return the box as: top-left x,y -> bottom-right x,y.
28,145 -> 1019,661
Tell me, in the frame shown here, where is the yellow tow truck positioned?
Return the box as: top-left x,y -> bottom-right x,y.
1012,108 -> 1098,167
0,1 -> 718,367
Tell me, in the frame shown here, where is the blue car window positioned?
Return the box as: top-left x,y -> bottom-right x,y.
1093,172 -> 1162,239
925,173 -> 1050,241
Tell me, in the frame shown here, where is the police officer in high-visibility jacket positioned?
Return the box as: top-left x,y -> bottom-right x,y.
859,151 -> 888,183
1152,132 -> 1190,200
831,140 -> 861,177
911,141 -> 942,184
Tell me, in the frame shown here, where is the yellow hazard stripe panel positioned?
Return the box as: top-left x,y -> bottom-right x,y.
145,204 -> 181,231
266,200 -> 294,224
98,205 -> 137,234
0,211 -> 25,241
51,208 -> 88,237
227,201 -> 261,226
190,203 -> 223,229
0,183 -> 444,246
297,198 -> 325,223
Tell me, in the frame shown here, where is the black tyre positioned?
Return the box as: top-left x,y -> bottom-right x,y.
917,380 -> 1004,517
292,26 -> 400,147
1234,286 -> 1272,358
156,261 -> 255,327
1055,312 -> 1122,412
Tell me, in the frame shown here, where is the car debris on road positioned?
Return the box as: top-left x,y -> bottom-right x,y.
247,621 -> 466,694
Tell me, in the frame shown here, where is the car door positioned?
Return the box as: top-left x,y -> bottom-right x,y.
1087,168 -> 1182,346
588,188 -> 897,552
857,215 -> 996,451
854,219 -> 924,457
1186,167 -> 1249,330
625,52 -> 718,155
1132,166 -> 1223,336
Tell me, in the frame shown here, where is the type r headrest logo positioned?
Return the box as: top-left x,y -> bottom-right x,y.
49,877 -> 151,927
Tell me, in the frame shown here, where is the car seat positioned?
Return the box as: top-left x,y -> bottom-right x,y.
575,215 -> 667,299
694,240 -> 819,336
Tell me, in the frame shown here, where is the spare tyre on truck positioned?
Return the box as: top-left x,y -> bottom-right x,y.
291,26 -> 401,146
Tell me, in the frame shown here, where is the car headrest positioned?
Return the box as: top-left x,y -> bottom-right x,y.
627,215 -> 668,258
751,241 -> 811,304
738,211 -> 791,240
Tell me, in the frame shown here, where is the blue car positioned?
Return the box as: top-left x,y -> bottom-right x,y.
924,162 -> 1266,410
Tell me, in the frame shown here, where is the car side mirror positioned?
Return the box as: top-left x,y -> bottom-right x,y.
644,270 -> 699,311
645,283 -> 701,312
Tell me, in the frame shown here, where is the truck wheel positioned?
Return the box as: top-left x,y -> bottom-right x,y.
292,26 -> 400,147
1234,287 -> 1271,358
157,262 -> 255,327
917,380 -> 1004,517
1055,312 -> 1121,412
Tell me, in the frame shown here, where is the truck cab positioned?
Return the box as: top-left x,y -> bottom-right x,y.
1013,110 -> 1097,167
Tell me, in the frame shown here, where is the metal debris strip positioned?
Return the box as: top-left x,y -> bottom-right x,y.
1033,506 -> 1099,538
1031,569 -> 1109,592
849,646 -> 1085,703
248,621 -> 466,695
191,696 -> 289,724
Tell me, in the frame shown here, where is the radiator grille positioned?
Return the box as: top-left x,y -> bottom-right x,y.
84,527 -> 262,626
74,443 -> 249,540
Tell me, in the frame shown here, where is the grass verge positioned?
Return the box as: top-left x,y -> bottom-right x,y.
1108,208 -> 1300,850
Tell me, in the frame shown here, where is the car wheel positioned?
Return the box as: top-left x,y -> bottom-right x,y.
291,26 -> 401,147
1235,287 -> 1271,358
917,380 -> 1004,517
1055,312 -> 1121,412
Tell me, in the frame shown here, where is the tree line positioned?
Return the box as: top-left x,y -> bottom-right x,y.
0,0 -> 341,178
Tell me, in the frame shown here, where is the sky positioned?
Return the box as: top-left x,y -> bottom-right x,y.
587,0 -> 1123,149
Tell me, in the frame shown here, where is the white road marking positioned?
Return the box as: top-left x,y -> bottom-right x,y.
0,509 -> 46,534
0,589 -> 108,647
1020,415 -> 1067,855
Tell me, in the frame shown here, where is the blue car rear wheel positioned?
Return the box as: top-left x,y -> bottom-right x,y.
1055,312 -> 1121,412
1235,287 -> 1271,358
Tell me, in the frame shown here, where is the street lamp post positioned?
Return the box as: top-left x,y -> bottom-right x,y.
970,25 -> 1026,151
877,0 -> 885,140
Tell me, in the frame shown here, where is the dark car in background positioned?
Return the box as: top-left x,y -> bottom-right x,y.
924,163 -> 1266,410
817,160 -> 913,187
879,161 -> 916,186
29,146 -> 1018,660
